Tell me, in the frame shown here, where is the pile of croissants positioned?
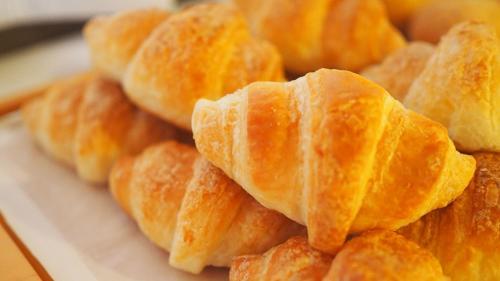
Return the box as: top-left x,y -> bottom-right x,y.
20,0 -> 499,280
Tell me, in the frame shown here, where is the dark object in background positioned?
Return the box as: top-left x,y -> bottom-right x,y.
0,20 -> 86,55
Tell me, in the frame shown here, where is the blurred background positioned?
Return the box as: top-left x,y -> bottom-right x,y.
1,0 -> 499,111
0,0 -> 179,102
0,0 -> 172,30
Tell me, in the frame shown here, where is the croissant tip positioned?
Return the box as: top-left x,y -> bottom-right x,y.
109,155 -> 135,216
192,99 -> 212,136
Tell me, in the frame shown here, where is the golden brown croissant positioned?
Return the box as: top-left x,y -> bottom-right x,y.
22,73 -> 178,183
399,152 -> 500,281
109,141 -> 304,274
83,8 -> 170,81
233,0 -> 406,74
404,22 -> 500,152
408,0 -> 500,43
230,236 -> 333,281
230,230 -> 448,281
361,42 -> 434,101
84,3 -> 284,130
381,0 -> 432,27
22,72 -> 92,166
192,68 -> 476,254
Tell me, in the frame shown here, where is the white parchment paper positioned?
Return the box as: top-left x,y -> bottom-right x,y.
0,115 -> 227,281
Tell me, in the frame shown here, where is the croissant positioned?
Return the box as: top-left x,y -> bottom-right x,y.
109,141 -> 304,274
230,230 -> 448,281
84,3 -> 284,130
381,0 -> 433,27
22,73 -> 178,183
361,41 -> 435,101
399,152 -> 500,281
233,0 -> 406,74
408,0 -> 500,43
404,22 -> 500,152
192,68 -> 476,254
83,8 -> 169,81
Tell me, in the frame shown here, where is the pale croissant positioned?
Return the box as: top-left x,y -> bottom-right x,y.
22,73 -> 178,183
192,68 -> 476,254
84,3 -> 284,130
109,141 -> 304,274
233,0 -> 406,74
230,230 -> 448,281
409,0 -> 500,44
399,152 -> 500,281
404,22 -> 500,152
361,41 -> 435,101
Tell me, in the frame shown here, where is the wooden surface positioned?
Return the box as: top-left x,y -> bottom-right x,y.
0,214 -> 51,281
0,83 -> 48,116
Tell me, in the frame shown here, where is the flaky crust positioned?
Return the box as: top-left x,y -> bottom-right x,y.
109,141 -> 304,273
233,0 -> 406,74
83,8 -> 169,80
361,41 -> 435,101
192,68 -> 476,254
74,76 -> 178,182
404,22 -> 500,152
409,0 -> 500,43
230,236 -> 333,281
22,74 -> 178,183
399,152 -> 500,281
324,230 -> 448,281
85,3 -> 284,131
230,230 -> 448,281
22,72 -> 94,165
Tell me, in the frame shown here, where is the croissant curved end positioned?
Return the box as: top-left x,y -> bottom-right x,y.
21,97 -> 44,141
83,8 -> 170,81
109,156 -> 135,216
192,99 -> 215,133
192,98 -> 231,176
